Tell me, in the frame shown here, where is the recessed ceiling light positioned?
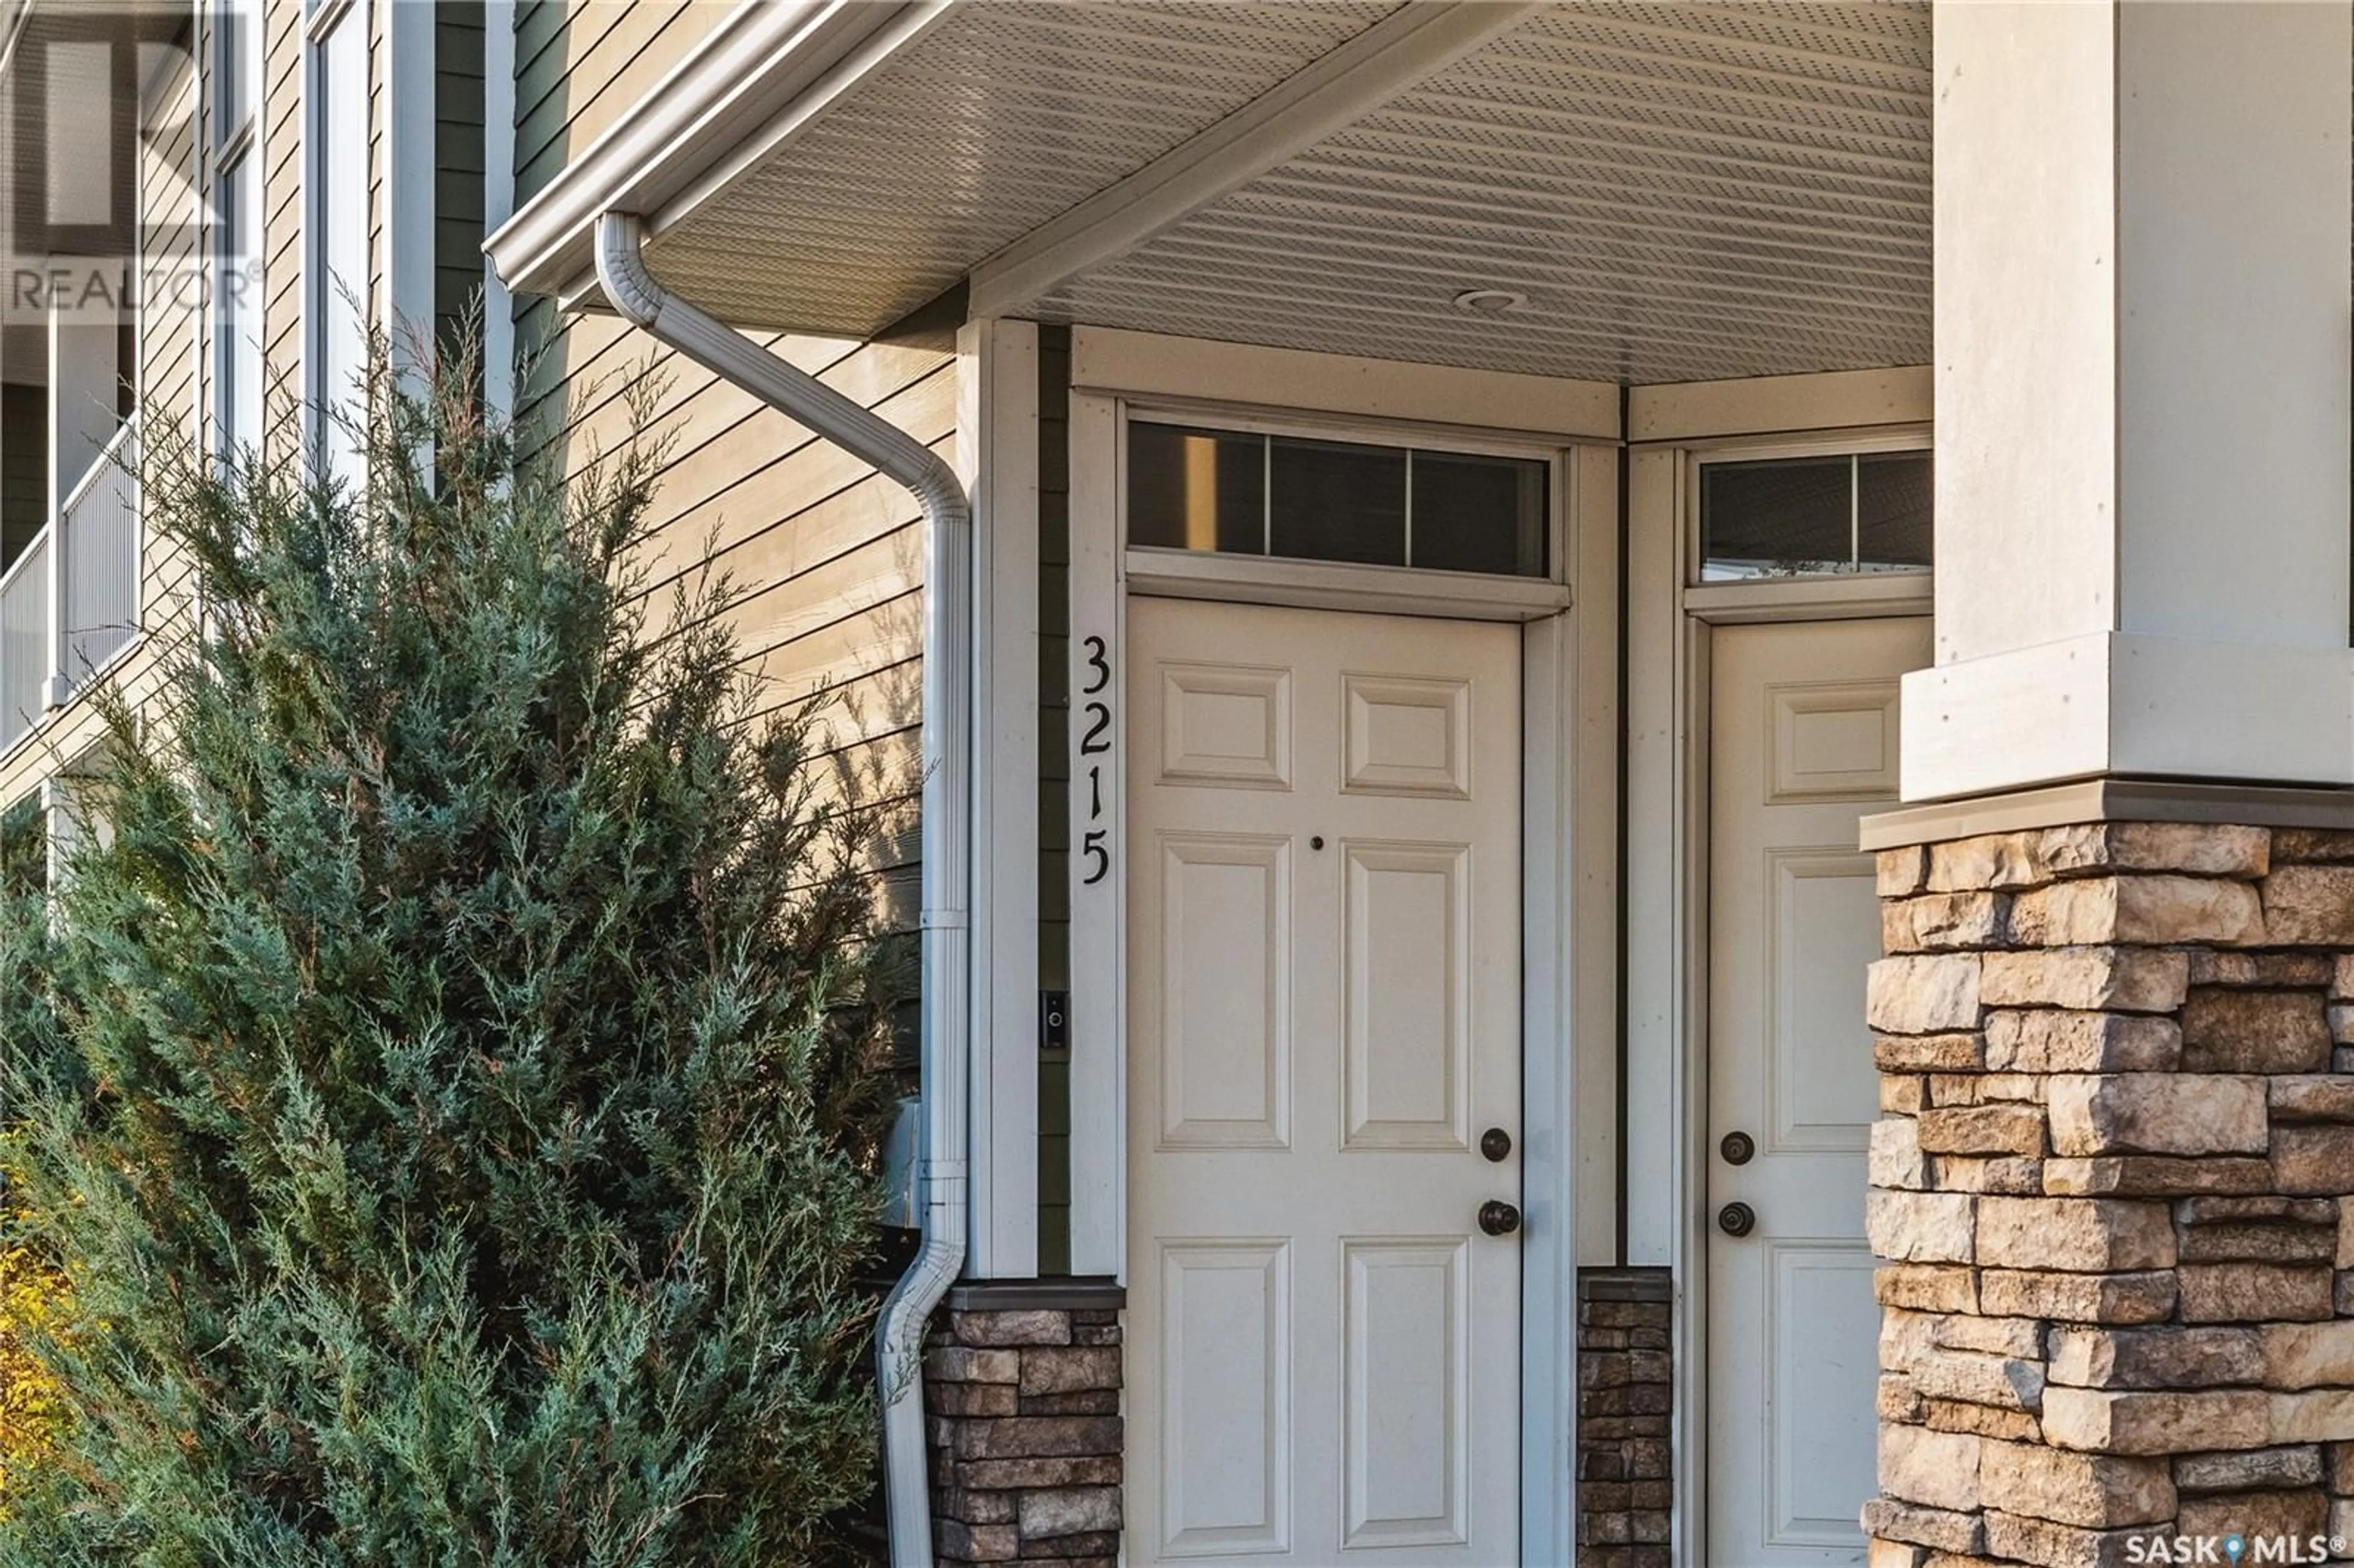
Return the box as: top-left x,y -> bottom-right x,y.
1453,287 -> 1526,315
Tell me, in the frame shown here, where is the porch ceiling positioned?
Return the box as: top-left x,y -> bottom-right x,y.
511,0 -> 1932,387
641,1 -> 1400,334
1029,2 -> 1932,382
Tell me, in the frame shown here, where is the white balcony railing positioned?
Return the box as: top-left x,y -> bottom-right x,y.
61,419 -> 140,688
1,533 -> 48,753
0,417 -> 142,755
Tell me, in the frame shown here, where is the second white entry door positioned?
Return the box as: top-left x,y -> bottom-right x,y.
1706,615 -> 1932,1566
1126,598 -> 1523,1566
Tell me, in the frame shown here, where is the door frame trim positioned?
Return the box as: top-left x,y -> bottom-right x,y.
1624,428 -> 1932,1567
1067,358 -> 1615,1566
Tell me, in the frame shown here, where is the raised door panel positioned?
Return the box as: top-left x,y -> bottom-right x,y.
1764,1243 -> 1881,1548
1344,1238 -> 1470,1549
1768,849 -> 1883,1153
1769,680 -> 1902,803
1156,835 -> 1291,1151
1161,663 -> 1293,790
1343,841 -> 1471,1152
1159,1241 -> 1293,1558
1344,674 -> 1472,798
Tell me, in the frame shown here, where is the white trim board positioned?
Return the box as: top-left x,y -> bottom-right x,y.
1685,574 -> 1931,625
1904,632 -> 2354,801
1628,366 -> 1931,444
1530,434 -> 1620,1553
482,1 -> 953,305
385,0 -> 434,344
480,0 -> 517,422
1567,443 -> 1621,1274
1860,776 -> 2354,853
958,318 -> 1043,1279
1064,389 -> 1124,1279
1070,326 -> 1620,441
1522,605 -> 1577,1564
1124,549 -> 1569,622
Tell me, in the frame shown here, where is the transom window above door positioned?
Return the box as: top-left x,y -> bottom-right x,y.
1127,419 -> 1551,579
1697,449 -> 1931,582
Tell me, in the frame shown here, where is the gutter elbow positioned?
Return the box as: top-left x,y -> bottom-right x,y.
593,211 -> 666,330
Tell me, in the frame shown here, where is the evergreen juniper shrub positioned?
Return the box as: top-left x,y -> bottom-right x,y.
0,336 -> 905,1564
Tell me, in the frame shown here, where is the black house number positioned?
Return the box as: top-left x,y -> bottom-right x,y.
1080,634 -> 1112,886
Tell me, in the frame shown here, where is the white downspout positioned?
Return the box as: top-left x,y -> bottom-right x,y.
595,211 -> 968,1568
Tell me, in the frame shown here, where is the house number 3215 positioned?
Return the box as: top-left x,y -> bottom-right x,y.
1079,634 -> 1112,886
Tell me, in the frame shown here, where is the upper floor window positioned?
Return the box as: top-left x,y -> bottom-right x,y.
306,0 -> 367,483
1696,447 -> 1931,582
213,0 -> 262,457
216,0 -> 256,131
1127,419 -> 1551,579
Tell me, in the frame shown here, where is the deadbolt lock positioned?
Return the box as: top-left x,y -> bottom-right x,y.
1720,1130 -> 1756,1166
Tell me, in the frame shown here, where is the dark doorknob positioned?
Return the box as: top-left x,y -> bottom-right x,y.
1717,1201 -> 1756,1238
1479,1127 -> 1512,1162
1478,1200 -> 1521,1236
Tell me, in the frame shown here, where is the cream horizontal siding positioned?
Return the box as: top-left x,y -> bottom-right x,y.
544,327 -> 951,897
512,0 -> 945,913
366,0 -> 387,343
261,0 -> 302,424
132,40 -> 204,684
141,59 -> 200,457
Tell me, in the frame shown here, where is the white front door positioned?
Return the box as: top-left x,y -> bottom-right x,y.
1706,616 -> 1930,1567
1126,597 -> 1522,1566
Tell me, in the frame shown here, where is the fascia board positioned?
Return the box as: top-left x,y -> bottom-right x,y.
484,0 -> 956,305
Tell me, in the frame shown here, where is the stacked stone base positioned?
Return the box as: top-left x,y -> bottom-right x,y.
1577,1268 -> 1672,1567
925,1293 -> 1123,1567
1867,822 -> 2354,1567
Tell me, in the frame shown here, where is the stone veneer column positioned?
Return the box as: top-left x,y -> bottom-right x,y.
1866,821 -> 2354,1567
1577,1268 -> 1673,1567
924,1290 -> 1123,1567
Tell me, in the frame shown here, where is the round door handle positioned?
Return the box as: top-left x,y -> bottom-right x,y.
1720,1130 -> 1755,1166
1478,1200 -> 1522,1237
1717,1201 -> 1757,1238
1480,1127 -> 1513,1163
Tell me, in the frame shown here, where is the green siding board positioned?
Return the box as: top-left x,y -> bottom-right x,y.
436,172 -> 487,213
1038,1136 -> 1071,1202
436,123 -> 488,167
436,14 -> 487,74
516,3 -> 687,186
436,2 -> 487,356
1035,326 -> 1073,1274
512,0 -> 575,79
1038,775 -> 1069,847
